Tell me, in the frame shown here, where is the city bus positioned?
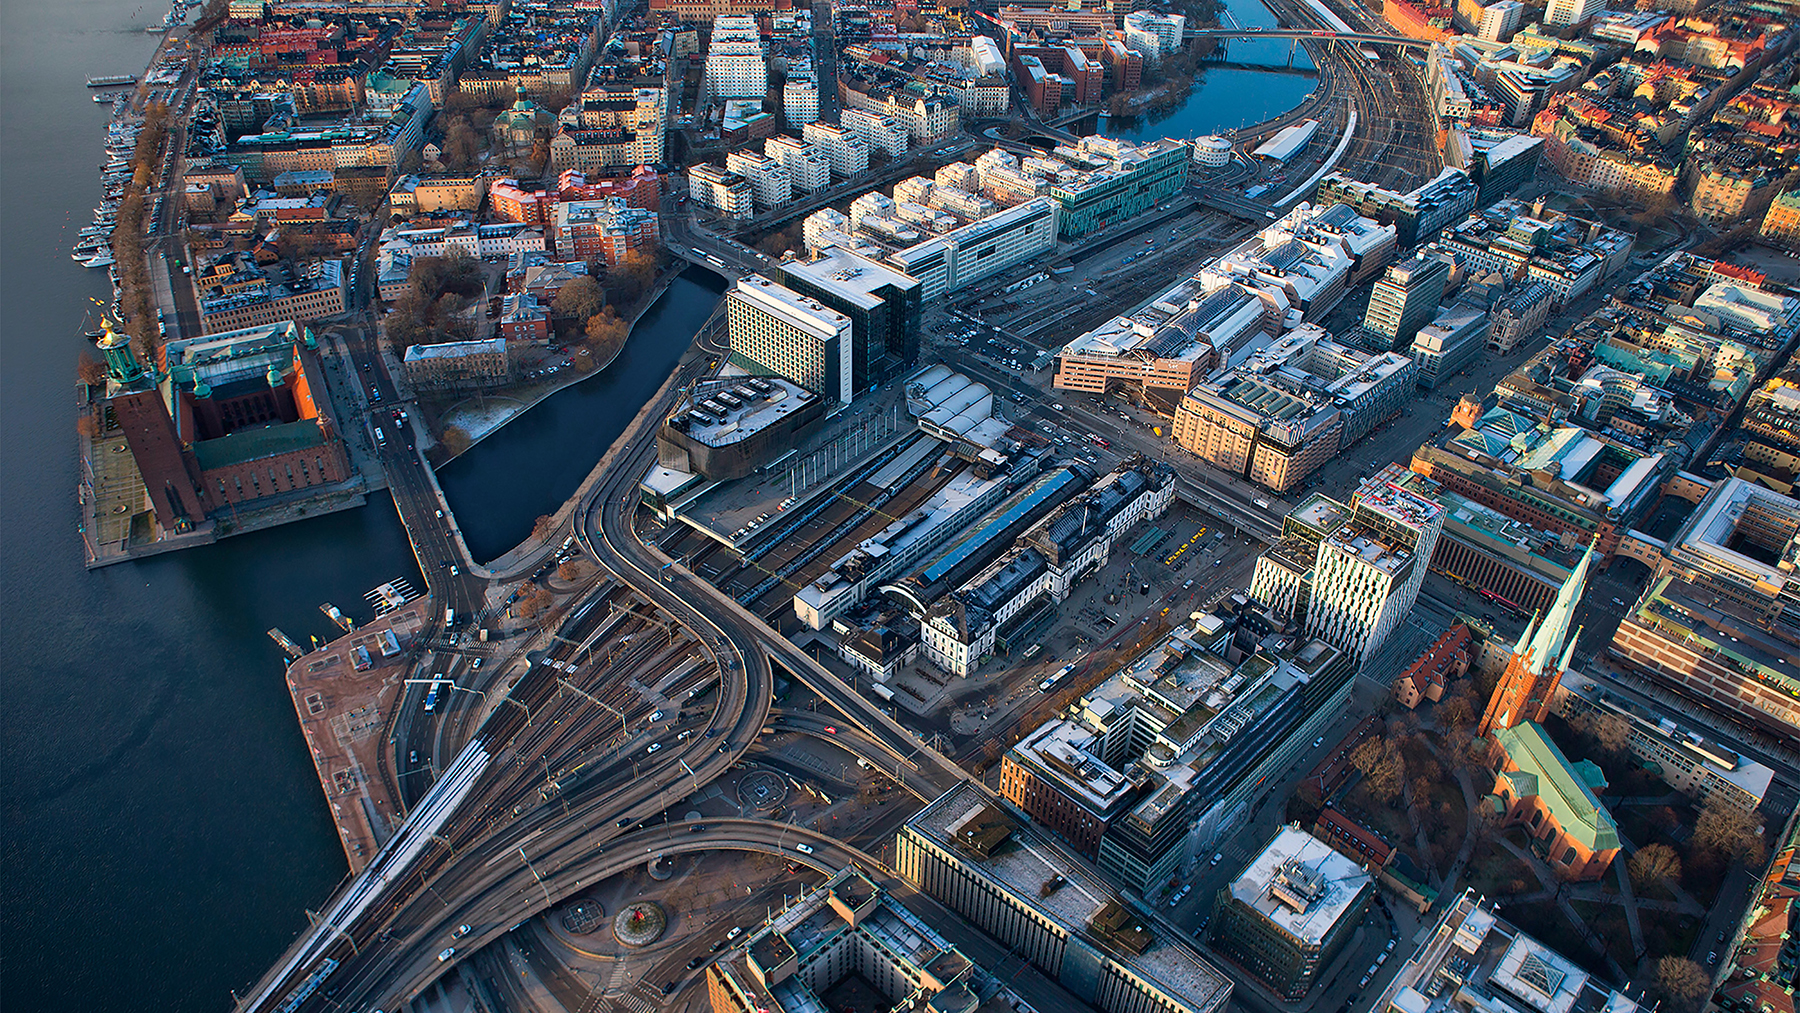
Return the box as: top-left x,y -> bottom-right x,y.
424,684 -> 441,712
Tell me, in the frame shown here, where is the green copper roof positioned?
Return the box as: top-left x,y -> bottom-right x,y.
1494,722 -> 1620,853
192,420 -> 325,471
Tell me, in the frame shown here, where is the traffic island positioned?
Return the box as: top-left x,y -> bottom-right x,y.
613,901 -> 667,946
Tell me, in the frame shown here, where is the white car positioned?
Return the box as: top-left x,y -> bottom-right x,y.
439,947 -> 456,962
647,743 -> 662,755
794,843 -> 814,854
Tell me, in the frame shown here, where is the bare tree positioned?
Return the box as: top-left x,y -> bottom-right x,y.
1628,843 -> 1682,885
77,356 -> 108,386
1437,693 -> 1476,730
1693,800 -> 1766,865
441,425 -> 472,456
552,276 -> 606,321
1352,737 -> 1406,802
1653,956 -> 1712,1013
532,514 -> 557,542
1591,712 -> 1631,756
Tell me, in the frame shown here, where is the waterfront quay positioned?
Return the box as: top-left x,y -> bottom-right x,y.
282,600 -> 431,872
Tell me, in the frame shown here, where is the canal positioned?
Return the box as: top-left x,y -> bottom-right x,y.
438,270 -> 725,564
1099,0 -> 1320,143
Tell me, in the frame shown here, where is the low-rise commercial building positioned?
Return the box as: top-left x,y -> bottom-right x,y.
1558,671 -> 1774,811
1411,405 -> 1668,556
198,258 -> 348,334
1435,198 -> 1632,308
1371,891 -> 1647,1013
922,461 -> 1175,677
1000,611 -> 1354,893
705,866 -> 1026,1013
897,784 -> 1234,1013
1045,137 -> 1190,238
1171,326 -> 1417,493
657,375 -> 827,482
1608,478 -> 1800,738
885,198 -> 1060,301
402,337 -> 511,391
1313,169 -> 1479,247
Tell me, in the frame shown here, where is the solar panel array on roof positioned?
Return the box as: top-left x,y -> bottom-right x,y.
1192,286 -> 1249,328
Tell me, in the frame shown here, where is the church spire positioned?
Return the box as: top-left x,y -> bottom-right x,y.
1513,612 -> 1539,656
1526,537 -> 1598,675
1557,626 -> 1583,676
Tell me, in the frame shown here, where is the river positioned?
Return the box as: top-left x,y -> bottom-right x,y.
1100,0 -> 1320,142
0,2 -> 720,1008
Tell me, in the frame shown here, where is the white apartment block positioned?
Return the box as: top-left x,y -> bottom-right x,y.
849,191 -> 895,228
884,198 -> 1060,301
705,15 -> 767,101
688,163 -> 755,221
726,274 -> 854,402
842,107 -> 909,159
783,77 -> 820,128
804,208 -> 850,250
765,134 -> 833,192
1544,0 -> 1597,27
802,122 -> 870,179
1123,10 -> 1186,59
725,150 -> 792,208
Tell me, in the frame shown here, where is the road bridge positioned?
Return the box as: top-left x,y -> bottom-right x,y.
766,708 -> 941,802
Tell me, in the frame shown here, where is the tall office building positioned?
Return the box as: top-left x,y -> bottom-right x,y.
1477,0 -> 1523,39
1545,0 -> 1598,27
726,275 -> 855,402
704,16 -> 766,101
1304,476 -> 1444,663
1364,253 -> 1450,350
775,247 -> 921,396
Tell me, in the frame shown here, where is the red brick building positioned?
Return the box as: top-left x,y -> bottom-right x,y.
97,319 -> 351,531
1393,622 -> 1471,708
